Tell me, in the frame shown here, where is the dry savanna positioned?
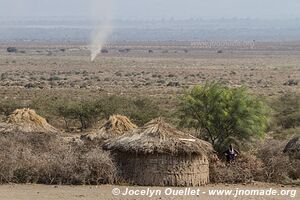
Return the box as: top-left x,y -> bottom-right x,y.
0,42 -> 299,200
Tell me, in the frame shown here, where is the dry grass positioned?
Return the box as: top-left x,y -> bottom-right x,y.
82,115 -> 137,141
101,115 -> 137,135
2,108 -> 58,133
104,118 -> 213,155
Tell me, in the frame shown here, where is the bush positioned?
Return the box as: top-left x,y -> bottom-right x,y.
210,153 -> 264,184
0,99 -> 25,118
7,47 -> 17,53
210,140 -> 300,184
257,140 -> 300,183
271,93 -> 300,129
94,95 -> 161,126
0,132 -> 116,184
29,95 -> 162,131
1,91 -> 167,132
48,76 -> 62,81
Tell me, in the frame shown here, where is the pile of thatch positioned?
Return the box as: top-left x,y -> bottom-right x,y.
284,135 -> 300,159
0,108 -> 58,133
104,118 -> 213,155
82,115 -> 137,141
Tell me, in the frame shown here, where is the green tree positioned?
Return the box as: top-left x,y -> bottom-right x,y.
50,98 -> 103,132
179,82 -> 270,150
65,100 -> 102,131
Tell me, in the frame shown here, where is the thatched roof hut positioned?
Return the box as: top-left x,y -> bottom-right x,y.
81,115 -> 137,141
284,135 -> 300,159
0,108 -> 58,134
104,118 -> 213,186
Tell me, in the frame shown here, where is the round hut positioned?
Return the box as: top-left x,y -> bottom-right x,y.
104,118 -> 213,186
82,115 -> 137,141
284,135 -> 300,159
0,108 -> 58,134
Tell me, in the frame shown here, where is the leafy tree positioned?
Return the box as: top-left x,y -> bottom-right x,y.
56,99 -> 104,131
179,82 -> 270,150
69,100 -> 101,131
48,98 -> 102,131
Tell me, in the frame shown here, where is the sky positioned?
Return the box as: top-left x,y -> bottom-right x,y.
1,0 -> 300,20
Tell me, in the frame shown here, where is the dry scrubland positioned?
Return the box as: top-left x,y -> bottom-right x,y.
0,42 -> 299,131
0,42 -> 299,100
0,42 -> 299,199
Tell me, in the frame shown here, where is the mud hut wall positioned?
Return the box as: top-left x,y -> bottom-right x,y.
114,152 -> 209,186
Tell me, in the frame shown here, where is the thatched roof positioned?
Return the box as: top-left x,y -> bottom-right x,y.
284,135 -> 300,159
0,108 -> 58,133
81,115 -> 137,140
104,118 -> 213,155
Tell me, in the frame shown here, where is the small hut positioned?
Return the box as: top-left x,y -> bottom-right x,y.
81,115 -> 137,141
284,135 -> 300,159
104,118 -> 213,186
0,108 -> 58,134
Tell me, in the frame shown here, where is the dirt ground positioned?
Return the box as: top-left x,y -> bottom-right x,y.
0,184 -> 298,200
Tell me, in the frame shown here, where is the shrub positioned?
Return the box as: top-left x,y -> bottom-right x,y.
95,95 -> 161,126
13,95 -> 163,131
271,93 -> 300,129
257,139 -> 300,183
210,153 -> 264,184
210,139 -> 300,184
48,76 -> 62,81
101,49 -> 109,53
0,99 -> 25,118
7,47 -> 17,53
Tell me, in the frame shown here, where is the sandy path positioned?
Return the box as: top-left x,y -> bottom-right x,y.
0,184 -> 298,200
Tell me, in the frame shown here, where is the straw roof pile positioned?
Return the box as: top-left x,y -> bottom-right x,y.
0,108 -> 58,133
104,118 -> 213,155
82,115 -> 137,140
284,135 -> 300,159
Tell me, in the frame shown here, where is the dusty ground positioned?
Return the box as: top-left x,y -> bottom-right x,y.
0,184 -> 298,200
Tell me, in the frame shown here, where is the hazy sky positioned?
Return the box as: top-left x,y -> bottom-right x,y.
1,0 -> 300,20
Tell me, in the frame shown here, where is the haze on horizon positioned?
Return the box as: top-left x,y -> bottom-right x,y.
1,0 -> 300,20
